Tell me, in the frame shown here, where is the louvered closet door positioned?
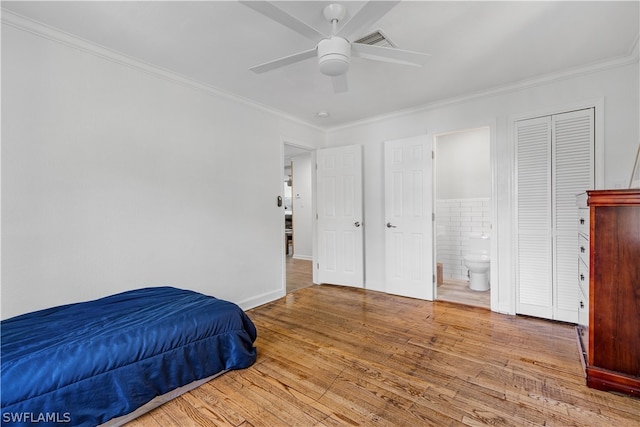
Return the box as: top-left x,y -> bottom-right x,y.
553,109 -> 594,322
516,117 -> 553,319
516,108 -> 594,321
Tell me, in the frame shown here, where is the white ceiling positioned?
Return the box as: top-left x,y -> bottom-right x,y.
3,1 -> 639,129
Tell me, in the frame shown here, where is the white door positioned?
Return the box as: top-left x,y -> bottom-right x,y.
316,145 -> 364,287
552,109 -> 594,322
515,116 -> 553,319
515,108 -> 594,322
384,135 -> 433,300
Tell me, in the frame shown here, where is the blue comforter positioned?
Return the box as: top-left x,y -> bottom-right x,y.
1,287 -> 257,426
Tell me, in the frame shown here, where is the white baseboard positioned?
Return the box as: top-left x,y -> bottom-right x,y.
292,254 -> 312,260
238,288 -> 284,311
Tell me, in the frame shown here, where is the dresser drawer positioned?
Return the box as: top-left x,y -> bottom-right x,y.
578,258 -> 589,300
578,281 -> 589,327
577,208 -> 590,236
578,234 -> 589,268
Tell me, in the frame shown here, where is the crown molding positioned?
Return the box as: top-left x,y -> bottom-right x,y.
3,8 -> 638,136
1,9 -> 325,132
326,48 -> 639,133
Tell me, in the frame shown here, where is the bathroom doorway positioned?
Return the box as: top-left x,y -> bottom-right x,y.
283,143 -> 314,294
434,127 -> 491,308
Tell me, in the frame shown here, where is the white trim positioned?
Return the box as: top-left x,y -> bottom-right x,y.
281,137 -> 317,152
326,56 -> 637,133
500,115 -> 516,316
281,139 -> 315,288
237,288 -> 285,311
594,99 -> 605,190
311,150 -> 319,285
487,120 -> 500,314
279,139 -> 287,298
1,9 -> 325,133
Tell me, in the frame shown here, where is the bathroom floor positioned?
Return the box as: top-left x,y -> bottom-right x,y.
437,278 -> 490,309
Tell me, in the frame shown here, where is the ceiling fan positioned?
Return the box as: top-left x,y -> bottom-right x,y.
240,1 -> 431,93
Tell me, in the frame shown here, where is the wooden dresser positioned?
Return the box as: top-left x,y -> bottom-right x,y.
577,189 -> 640,396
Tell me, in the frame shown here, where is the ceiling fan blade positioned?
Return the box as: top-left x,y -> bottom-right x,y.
331,74 -> 349,93
336,1 -> 400,39
240,1 -> 326,42
250,48 -> 317,74
352,43 -> 431,67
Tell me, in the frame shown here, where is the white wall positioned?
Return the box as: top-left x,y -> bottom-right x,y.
436,128 -> 491,199
291,152 -> 313,259
1,21 -> 323,319
324,61 -> 639,314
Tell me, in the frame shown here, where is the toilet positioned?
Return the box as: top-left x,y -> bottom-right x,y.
464,233 -> 490,291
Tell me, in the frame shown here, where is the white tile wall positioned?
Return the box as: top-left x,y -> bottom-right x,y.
436,198 -> 491,280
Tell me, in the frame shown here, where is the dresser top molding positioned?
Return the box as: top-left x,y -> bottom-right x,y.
587,189 -> 640,206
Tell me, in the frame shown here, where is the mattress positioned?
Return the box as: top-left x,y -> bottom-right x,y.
1,287 -> 257,426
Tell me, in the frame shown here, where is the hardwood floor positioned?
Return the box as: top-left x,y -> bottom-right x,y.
437,279 -> 490,309
127,285 -> 640,426
286,257 -> 314,293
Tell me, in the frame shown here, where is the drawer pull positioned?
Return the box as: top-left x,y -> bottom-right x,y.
580,218 -> 585,225
580,246 -> 586,253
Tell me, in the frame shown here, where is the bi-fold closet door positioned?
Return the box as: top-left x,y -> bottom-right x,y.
516,108 -> 594,323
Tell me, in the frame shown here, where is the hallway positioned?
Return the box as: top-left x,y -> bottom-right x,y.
286,257 -> 313,293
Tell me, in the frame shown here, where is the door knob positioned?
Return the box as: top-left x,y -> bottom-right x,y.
386,222 -> 396,228
354,221 -> 361,227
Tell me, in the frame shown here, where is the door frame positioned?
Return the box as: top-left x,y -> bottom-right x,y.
281,139 -> 315,294
430,121 -> 498,312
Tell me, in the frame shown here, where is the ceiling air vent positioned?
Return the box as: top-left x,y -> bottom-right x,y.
354,30 -> 396,48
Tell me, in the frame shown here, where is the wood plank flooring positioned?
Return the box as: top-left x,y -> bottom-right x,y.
286,257 -> 313,294
437,279 -> 490,309
127,285 -> 640,426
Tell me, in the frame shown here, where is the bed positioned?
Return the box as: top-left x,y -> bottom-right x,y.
1,286 -> 257,426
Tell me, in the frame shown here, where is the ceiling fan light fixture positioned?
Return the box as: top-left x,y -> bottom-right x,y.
242,1 -> 429,93
317,37 -> 351,76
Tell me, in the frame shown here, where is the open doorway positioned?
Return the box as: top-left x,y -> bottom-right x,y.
283,143 -> 314,293
434,127 -> 492,309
